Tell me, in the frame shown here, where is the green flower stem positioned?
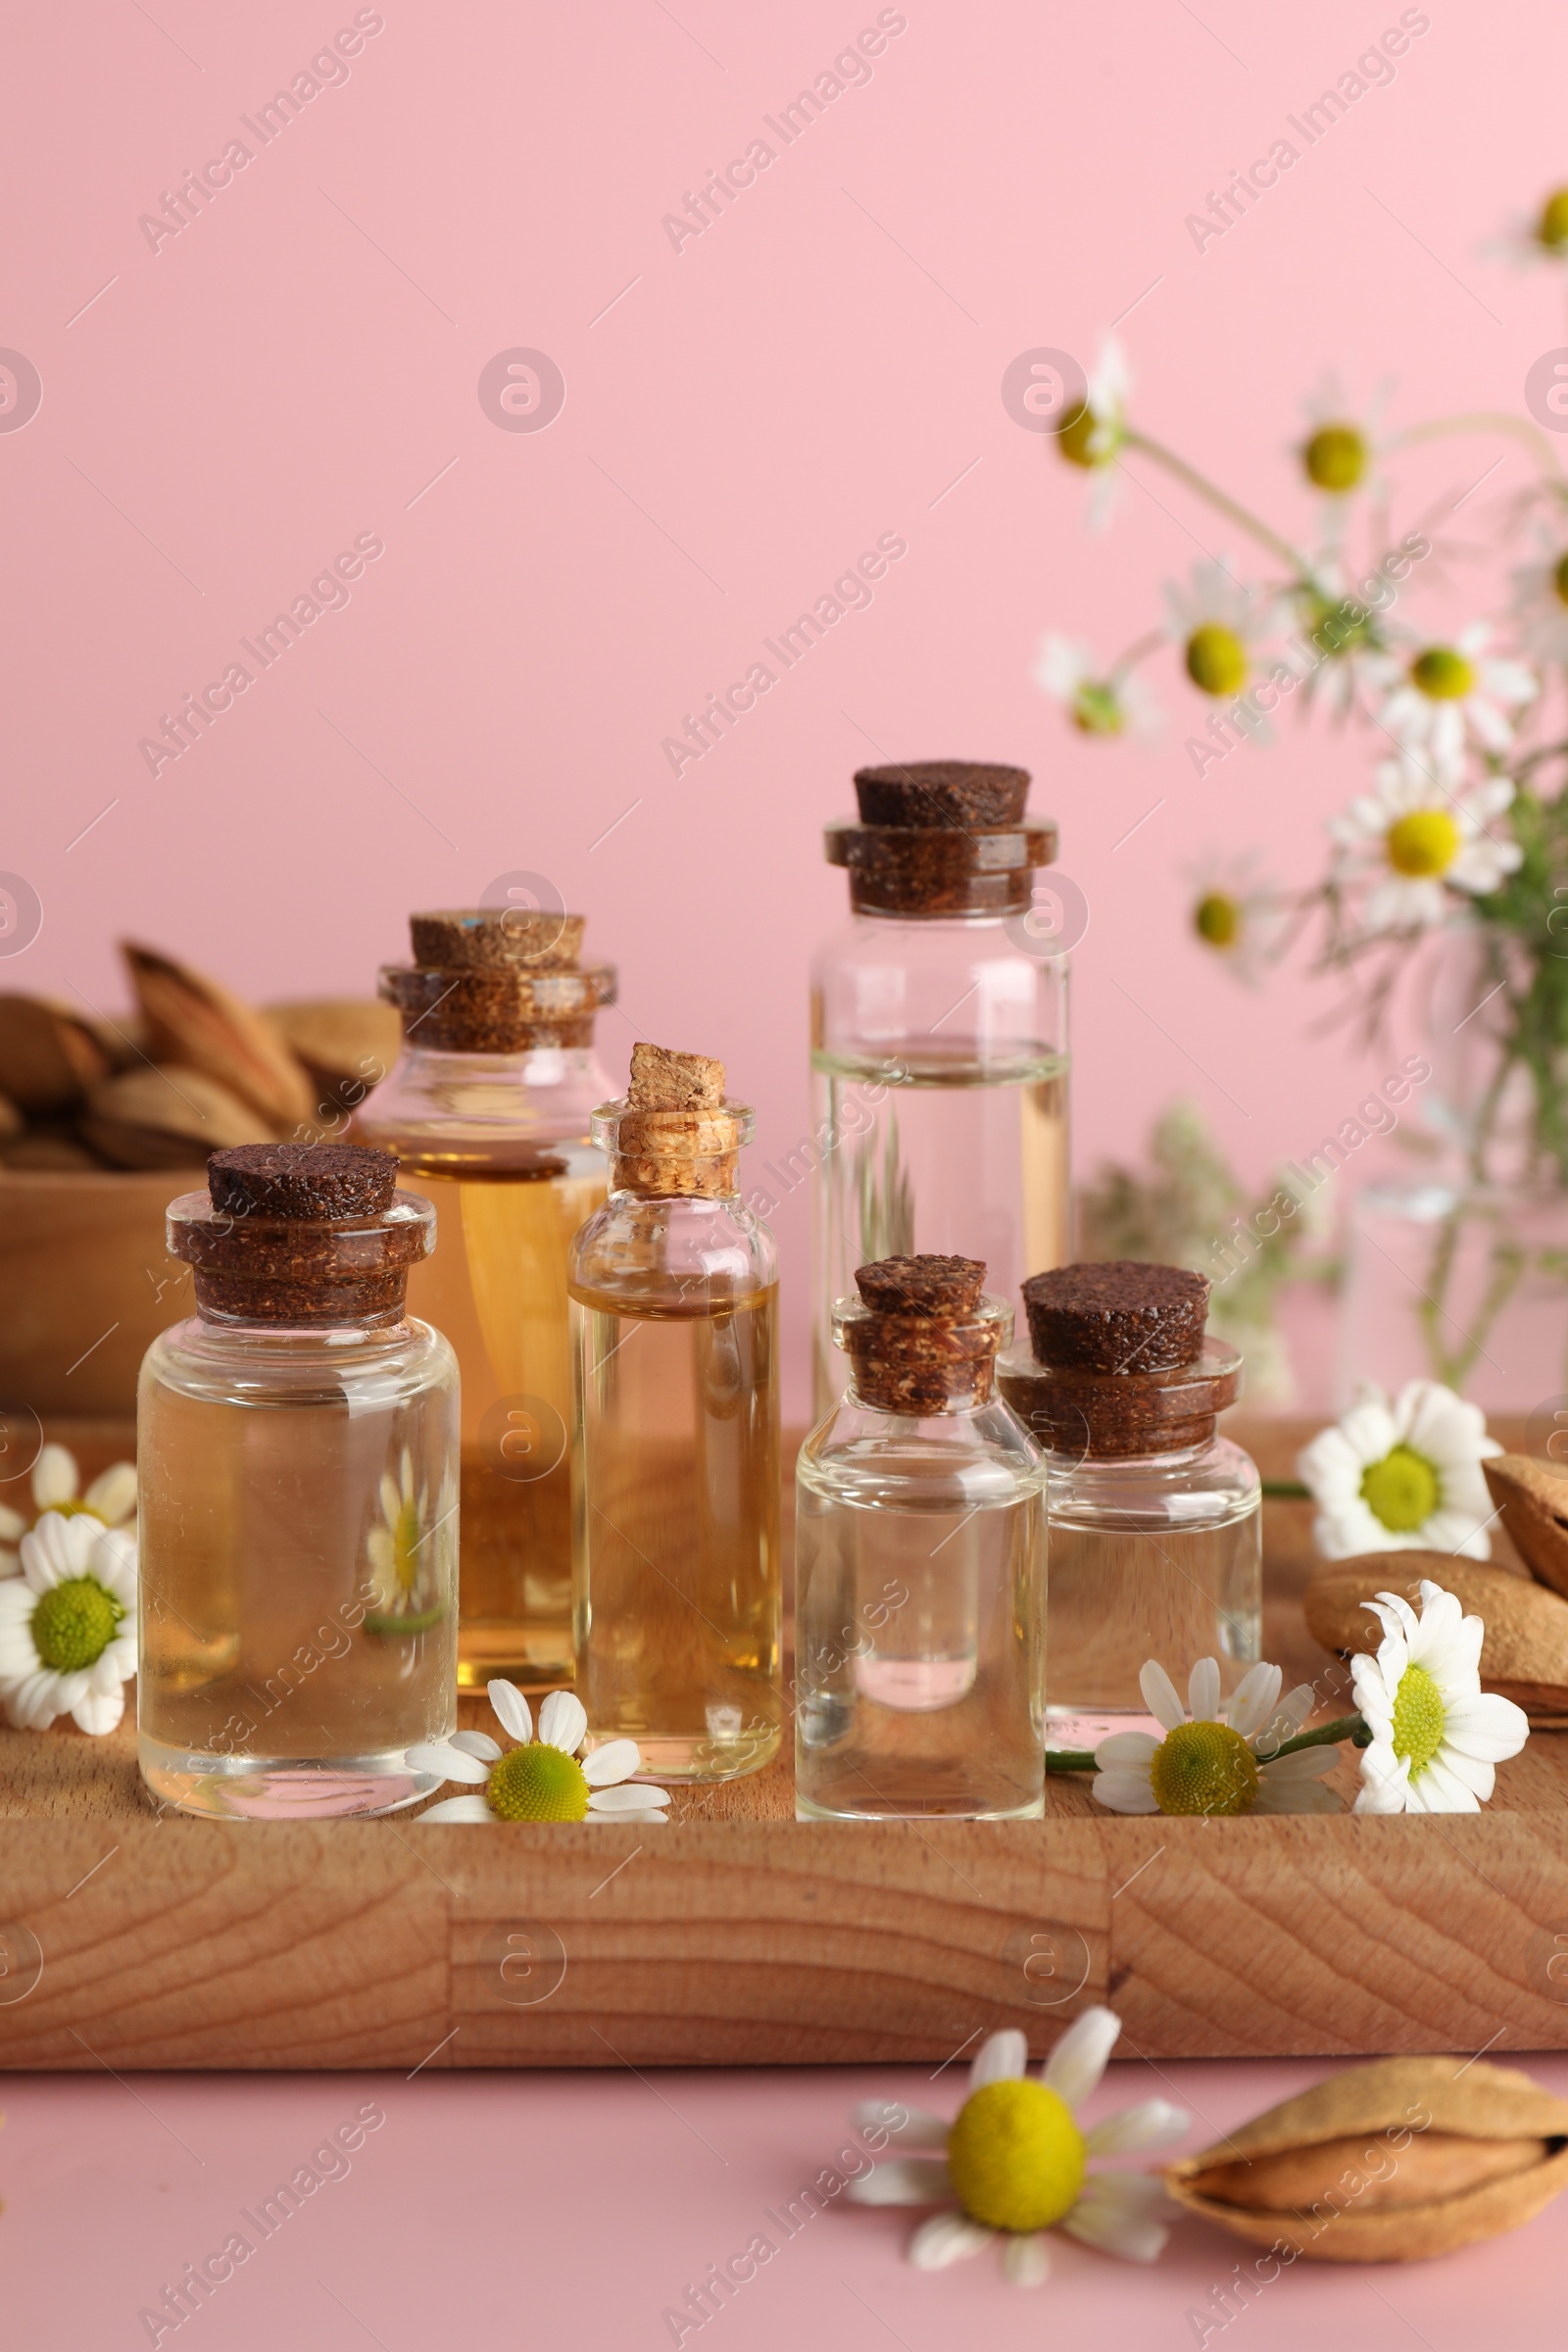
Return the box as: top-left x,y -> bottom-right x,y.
1120,427 -> 1308,574
1110,628 -> 1169,678
1261,1478 -> 1310,1499
1385,412 -> 1564,476
1044,1713 -> 1368,1776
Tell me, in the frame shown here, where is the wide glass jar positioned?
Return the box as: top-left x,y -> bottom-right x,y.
570,1044 -> 782,1782
137,1143 -> 459,1819
810,761 -> 1070,1414
999,1260 -> 1260,1745
795,1253 -> 1048,1821
356,906 -> 614,1689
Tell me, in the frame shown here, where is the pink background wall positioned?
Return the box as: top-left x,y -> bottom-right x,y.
6,0 -> 1565,1417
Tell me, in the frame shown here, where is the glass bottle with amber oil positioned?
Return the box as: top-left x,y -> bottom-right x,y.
795,1252 -> 1048,1821
356,906 -> 614,1690
998,1260 -> 1260,1747
570,1043 -> 781,1782
137,1143 -> 459,1819
811,761 -> 1071,1416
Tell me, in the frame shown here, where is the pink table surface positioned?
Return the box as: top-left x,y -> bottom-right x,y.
4,2052 -> 1566,2350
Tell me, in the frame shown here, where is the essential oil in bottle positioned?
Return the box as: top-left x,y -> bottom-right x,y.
998,1259 -> 1261,1745
137,1143 -> 460,1819
570,1043 -> 781,1782
356,906 -> 614,1689
795,1252 -> 1048,1821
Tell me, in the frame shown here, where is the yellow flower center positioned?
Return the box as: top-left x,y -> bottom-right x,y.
1386,808 -> 1461,879
1360,1443 -> 1441,1533
1303,423 -> 1366,492
486,1742 -> 590,1822
1194,892 -> 1241,949
1553,552 -> 1568,608
31,1576 -> 122,1672
1186,623 -> 1249,697
1537,188 -> 1568,254
946,2080 -> 1086,2233
1148,1720 -> 1260,1817
1073,681 -> 1123,736
1410,647 -> 1475,701
45,1499 -> 99,1521
1391,1662 -> 1446,1778
1056,403 -> 1119,469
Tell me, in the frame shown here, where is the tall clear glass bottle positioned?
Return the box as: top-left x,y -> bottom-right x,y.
356,906 -> 614,1689
795,1253 -> 1047,1820
570,1043 -> 781,1783
998,1260 -> 1261,1747
810,760 -> 1070,1415
137,1143 -> 459,1819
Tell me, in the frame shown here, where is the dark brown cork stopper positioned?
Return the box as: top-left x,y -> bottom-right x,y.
825,810 -> 1057,916
999,1337 -> 1242,1460
854,761 -> 1031,829
855,1253 -> 985,1318
409,909 -> 585,971
379,962 -> 614,1053
1023,1260 -> 1210,1375
208,1142 -> 397,1221
843,1253 -> 1004,1412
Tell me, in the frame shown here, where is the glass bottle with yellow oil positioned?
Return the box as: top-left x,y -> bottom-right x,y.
356,906 -> 615,1689
570,1042 -> 781,1782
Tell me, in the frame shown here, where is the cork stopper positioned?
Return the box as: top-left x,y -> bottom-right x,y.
409,909 -> 584,970
597,1042 -> 749,1200
837,1252 -> 1009,1413
1022,1260 -> 1209,1375
854,761 -> 1031,828
168,1149 -> 434,1327
208,1142 -> 397,1221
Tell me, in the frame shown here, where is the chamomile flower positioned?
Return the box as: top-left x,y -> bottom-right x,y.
1033,633 -> 1162,741
1487,186 -> 1568,269
411,1682 -> 670,1824
1288,557 -> 1396,717
1351,1579 -> 1528,1814
846,2010 -> 1188,2285
1510,540 -> 1568,666
1297,1380 -> 1502,1561
1186,854 -> 1285,987
1092,1657 -> 1340,1818
1329,752 -> 1522,933
1055,337 -> 1131,529
0,1442 -> 136,1580
0,1510 -> 138,1735
365,1448 -> 453,1635
1372,623 -> 1537,765
1295,371 -> 1392,507
1164,561 -> 1276,729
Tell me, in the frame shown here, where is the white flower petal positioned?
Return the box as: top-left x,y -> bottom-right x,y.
82,1463 -> 138,1525
32,1444 -> 79,1510
1187,1657 -> 1220,1723
1428,1741 -> 1494,1800
1042,2005 -> 1120,2108
1001,2231 -> 1052,2287
1404,1754 -> 1481,1814
408,1740 -> 489,1785
0,1504 -> 24,1542
968,2030 -> 1028,2089
1092,1770 -> 1161,1815
449,1730 -> 502,1763
1139,1660 -> 1186,1732
418,1794 -> 493,1824
538,1690 -> 588,1755
71,1681 -> 125,1737
21,1511 -> 97,1591
581,1738 -> 642,1787
486,1680 -> 533,1743
851,2102 -> 951,2149
1354,1740 -> 1411,1814
587,1783 -> 671,1812
1084,2098 -> 1190,2156
1252,1776 -> 1343,1815
846,2159 -> 954,2207
1258,1745 -> 1339,1780
1439,1691 -> 1529,1763
906,2211 -> 993,2269
1226,1660 -> 1283,1740
1095,1731 -> 1160,1767
1061,2175 -> 1170,2261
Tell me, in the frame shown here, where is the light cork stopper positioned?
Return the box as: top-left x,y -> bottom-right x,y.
612,1042 -> 743,1198
409,908 -> 584,970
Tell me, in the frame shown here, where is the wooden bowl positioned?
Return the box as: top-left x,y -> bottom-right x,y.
0,1168 -> 191,1415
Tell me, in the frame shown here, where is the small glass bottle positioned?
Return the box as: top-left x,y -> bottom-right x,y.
137,1143 -> 459,1819
356,906 -> 615,1690
795,1252 -> 1048,1821
570,1043 -> 781,1782
811,760 -> 1071,1415
998,1260 -> 1261,1745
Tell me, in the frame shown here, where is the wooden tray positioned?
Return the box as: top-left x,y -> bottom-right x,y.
3,1418 -> 1565,2072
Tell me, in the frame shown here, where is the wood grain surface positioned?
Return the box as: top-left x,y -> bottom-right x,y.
2,1416 -> 1565,2071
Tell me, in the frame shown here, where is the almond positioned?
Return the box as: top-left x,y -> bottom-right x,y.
264,998 -> 401,1113
1166,2056 -> 1568,2262
81,1064 -> 274,1168
0,995 -> 109,1112
1303,1549 -> 1568,1720
1483,1455 -> 1568,1601
122,943 -> 314,1131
